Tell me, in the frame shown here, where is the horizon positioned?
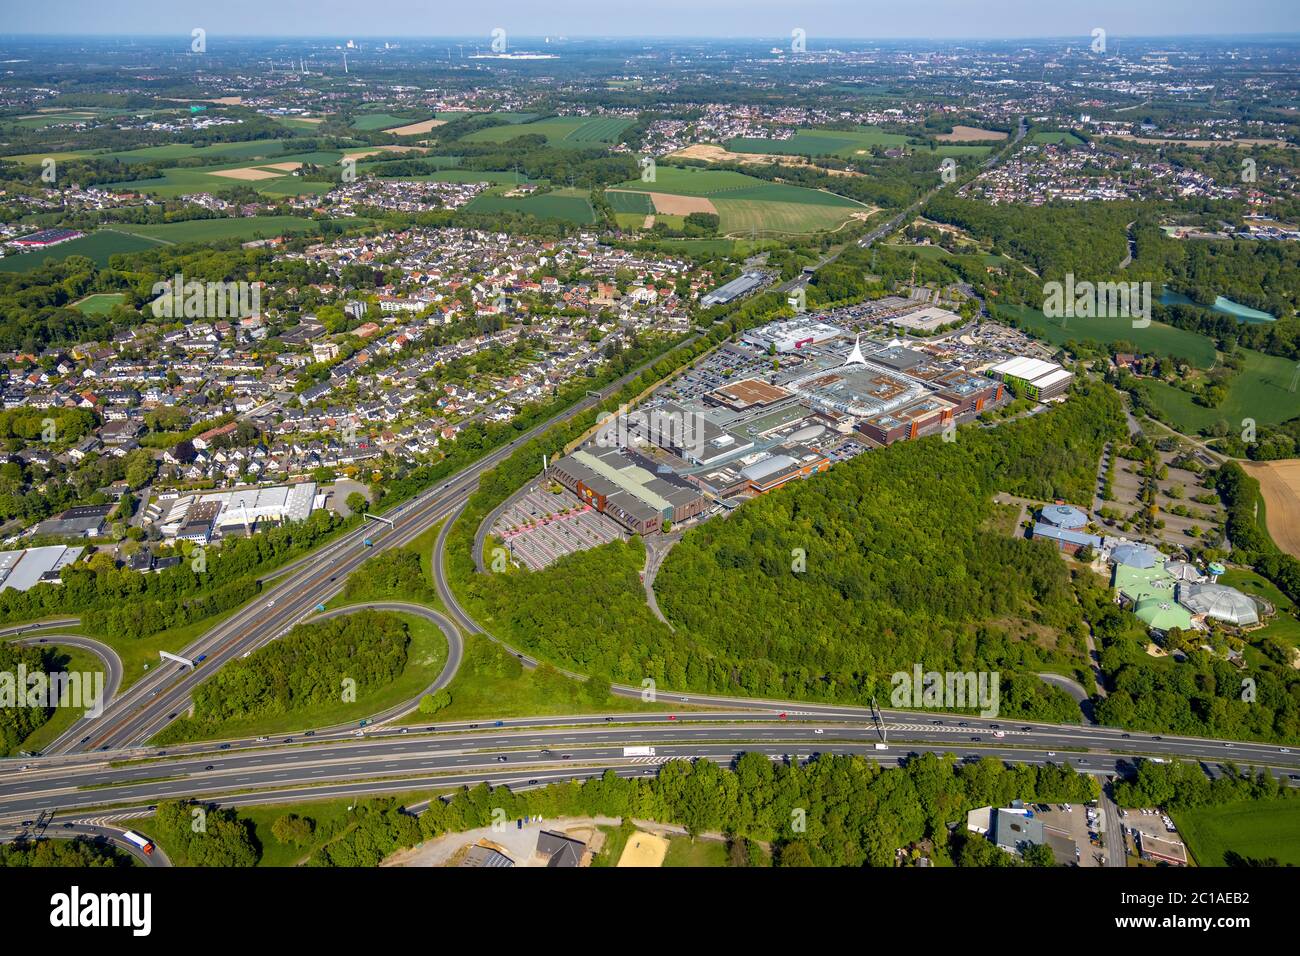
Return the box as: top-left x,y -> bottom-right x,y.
3,0 -> 1297,41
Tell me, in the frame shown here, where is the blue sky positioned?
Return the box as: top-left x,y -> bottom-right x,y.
4,0 -> 1298,39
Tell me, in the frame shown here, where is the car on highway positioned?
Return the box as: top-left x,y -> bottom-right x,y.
528,779 -> 539,785
993,731 -> 1006,738
203,765 -> 214,771
1121,733 -> 1131,739
305,731 -> 315,737
1282,748 -> 1292,754
971,736 -> 982,742
400,728 -> 408,734
62,822 -> 74,829
494,721 -> 504,727
354,731 -> 364,737
497,755 -> 508,762
283,737 -> 293,743
80,736 -> 90,744
256,736 -> 268,742
218,744 -> 231,750
561,754 -> 572,760
668,715 -> 677,721
266,600 -> 275,608
642,769 -> 655,775
778,712 -> 787,720
1047,751 -> 1056,757
604,717 -> 614,722
196,654 -> 207,663
168,713 -> 177,720
814,729 -> 824,735
932,720 -> 943,725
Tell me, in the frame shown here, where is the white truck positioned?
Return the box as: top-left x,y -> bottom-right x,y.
623,746 -> 656,757
874,743 -> 888,750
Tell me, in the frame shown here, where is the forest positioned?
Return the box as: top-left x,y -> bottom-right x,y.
457,380 -> 1123,710
175,611 -> 410,728
307,752 -> 1099,868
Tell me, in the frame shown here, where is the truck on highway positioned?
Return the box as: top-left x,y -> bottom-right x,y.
623,746 -> 656,757
874,743 -> 888,750
122,831 -> 154,855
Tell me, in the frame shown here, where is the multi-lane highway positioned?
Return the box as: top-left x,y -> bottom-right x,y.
68,331 -> 706,753
2,704 -> 1296,824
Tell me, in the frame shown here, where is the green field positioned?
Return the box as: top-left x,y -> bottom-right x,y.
463,115 -> 632,147
382,169 -> 532,185
0,230 -> 164,272
107,159 -> 335,199
464,187 -> 596,224
1172,798 -> 1300,866
71,292 -> 127,314
1032,131 -> 1087,146
608,190 -> 654,214
611,165 -> 864,236
998,302 -> 1218,368
1136,348 -> 1300,432
726,125 -> 910,158
349,113 -> 421,131
115,216 -> 333,244
98,140 -> 297,165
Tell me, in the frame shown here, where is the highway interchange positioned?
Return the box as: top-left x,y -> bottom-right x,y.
3,146 -> 1297,862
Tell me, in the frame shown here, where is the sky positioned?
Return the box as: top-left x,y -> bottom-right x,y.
3,0 -> 1298,39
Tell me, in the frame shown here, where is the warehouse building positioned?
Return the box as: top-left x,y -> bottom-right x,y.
701,271 -> 766,307
548,446 -> 708,535
0,545 -> 84,592
743,317 -> 842,354
986,356 -> 1074,401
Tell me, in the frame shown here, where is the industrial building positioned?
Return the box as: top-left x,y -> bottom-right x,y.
548,446 -> 708,535
986,356 -> 1074,401
0,545 -> 84,592
701,271 -> 767,307
856,396 -> 955,446
742,318 -> 842,354
157,482 -> 319,542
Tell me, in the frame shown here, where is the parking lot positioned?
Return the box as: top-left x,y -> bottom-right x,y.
1032,802 -> 1110,867
491,484 -> 626,571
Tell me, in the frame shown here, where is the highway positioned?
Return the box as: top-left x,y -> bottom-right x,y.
69,330 -> 706,753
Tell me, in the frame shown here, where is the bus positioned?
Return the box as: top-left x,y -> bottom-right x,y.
121,831 -> 154,855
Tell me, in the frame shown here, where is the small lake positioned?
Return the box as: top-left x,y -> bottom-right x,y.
1160,288 -> 1276,324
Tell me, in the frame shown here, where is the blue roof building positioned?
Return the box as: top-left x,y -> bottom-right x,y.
1039,504 -> 1089,529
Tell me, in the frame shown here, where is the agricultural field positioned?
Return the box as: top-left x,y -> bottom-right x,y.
610,165 -> 867,236
998,302 -> 1218,368
1172,798 -> 1300,867
464,187 -> 596,224
1032,131 -> 1087,146
349,112 -> 421,131
114,215 -> 335,244
462,115 -> 632,146
607,190 -> 654,214
726,125 -> 910,157
107,155 -> 335,199
97,139 -> 299,165
380,169 -> 533,185
1240,461 -> 1300,562
1136,348 -> 1300,433
0,229 -> 163,272
71,292 -> 127,314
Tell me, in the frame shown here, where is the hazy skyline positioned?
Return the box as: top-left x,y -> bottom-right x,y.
4,0 -> 1298,40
